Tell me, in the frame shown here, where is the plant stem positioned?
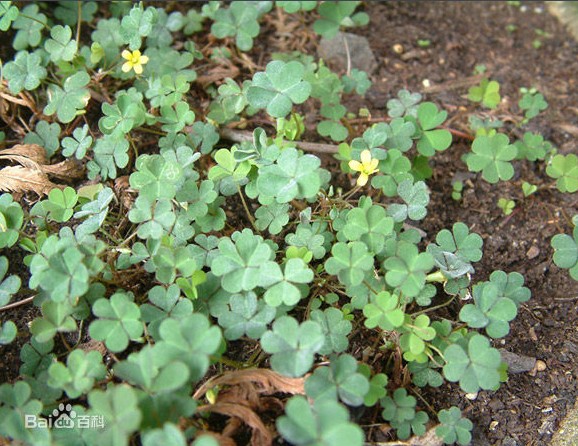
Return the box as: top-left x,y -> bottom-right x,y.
412,295 -> 456,317
0,295 -> 36,312
76,0 -> 82,44
236,185 -> 259,232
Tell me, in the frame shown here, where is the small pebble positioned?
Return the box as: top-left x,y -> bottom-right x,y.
392,43 -> 404,54
526,245 -> 540,259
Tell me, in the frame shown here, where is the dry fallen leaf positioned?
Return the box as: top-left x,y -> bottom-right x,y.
0,165 -> 57,195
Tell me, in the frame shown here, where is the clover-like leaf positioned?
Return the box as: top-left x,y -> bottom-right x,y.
313,1 -> 369,39
30,301 -> 77,343
89,292 -> 143,353
160,101 -> 195,133
247,60 -> 312,118
399,314 -> 436,362
325,241 -> 374,287
47,350 -> 106,398
443,334 -> 502,393
24,120 -> 61,157
552,226 -> 578,280
485,270 -> 531,305
342,197 -> 394,254
44,24 -> 77,62
514,132 -> 553,162
154,313 -> 222,381
218,291 -> 276,340
387,89 -> 422,118
211,1 -> 260,51
0,381 -> 47,445
363,291 -> 405,330
358,364 -> 388,406
114,344 -> 190,393
260,316 -> 324,377
120,4 -> 156,50
255,202 -> 290,235
277,1 -> 317,13
44,187 -> 78,222
87,134 -> 130,180
0,321 -> 16,345
44,70 -> 90,124
129,197 -> 176,240
0,256 -> 20,308
305,354 -> 369,407
87,385 -> 142,446
286,222 -> 329,260
0,1 -> 19,31
383,241 -> 434,297
257,147 -> 322,202
387,179 -> 429,222
310,307 -> 352,355
546,154 -> 578,193
262,258 -> 313,307
142,423 -> 188,446
381,388 -> 428,440
141,284 -> 193,340
415,102 -> 452,156
130,154 -> 183,200
436,406 -> 473,446
12,4 -> 46,50
408,360 -> 444,388
467,133 -> 517,183
3,51 -> 47,94
211,229 -> 277,293
519,90 -> 548,120
62,124 -> 93,159
468,78 -> 501,109
99,92 -> 146,136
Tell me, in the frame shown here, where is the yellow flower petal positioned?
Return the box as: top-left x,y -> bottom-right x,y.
133,50 -> 141,58
357,173 -> 369,186
121,50 -> 132,60
369,159 -> 379,171
121,62 -> 132,73
139,55 -> 149,64
360,149 -> 372,164
349,160 -> 362,171
133,64 -> 143,75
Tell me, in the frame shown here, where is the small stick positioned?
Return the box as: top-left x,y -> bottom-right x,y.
0,295 -> 36,312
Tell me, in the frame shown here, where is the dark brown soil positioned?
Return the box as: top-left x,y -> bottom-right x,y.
2,2 -> 578,446
353,2 -> 578,445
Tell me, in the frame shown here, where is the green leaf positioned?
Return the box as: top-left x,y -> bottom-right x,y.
313,1 -> 369,38
310,307 -> 352,355
3,51 -> 47,94
546,154 -> 578,193
218,291 -> 276,340
47,350 -> 106,398
143,423 -> 187,446
381,388 -> 428,440
247,60 -> 312,118
399,314 -> 436,362
61,124 -> 93,159
342,197 -> 394,254
262,258 -> 313,307
211,1 -> 260,51
277,395 -> 364,446
325,241 -> 374,287
30,301 -> 77,343
114,344 -> 190,393
342,68 -> 372,95
443,334 -> 502,393
88,134 -> 129,180
305,354 -> 369,406
12,4 -> 46,50
485,270 -> 531,305
468,78 -> 501,109
0,321 -> 17,345
141,284 -> 193,340
99,92 -> 146,136
89,292 -> 143,352
415,102 -> 452,156
254,202 -> 290,234
260,316 -> 324,377
130,154 -> 183,200
160,101 -> 195,133
87,385 -> 141,446
277,1 -> 317,13
211,229 -> 277,293
358,365 -> 388,406
514,132 -> 553,161
363,291 -> 404,330
257,147 -> 322,202
387,89 -> 422,118
0,194 -> 24,249
552,227 -> 578,280
383,241 -> 434,297
0,381 -> 48,445
436,406 -> 473,446
44,187 -> 78,222
44,24 -> 77,62
44,70 -> 91,124
154,313 -> 222,381
120,4 -> 156,50
387,179 -> 429,222
24,121 -> 61,158
0,2 -> 19,31
467,133 -> 517,183
519,90 -> 548,120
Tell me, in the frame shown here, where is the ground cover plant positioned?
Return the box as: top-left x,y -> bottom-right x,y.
0,1 -> 577,445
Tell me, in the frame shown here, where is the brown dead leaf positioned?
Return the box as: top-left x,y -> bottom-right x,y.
0,166 -> 58,195
41,159 -> 85,180
0,144 -> 47,164
555,123 -> 578,138
197,402 -> 273,446
197,65 -> 241,88
194,369 -> 305,401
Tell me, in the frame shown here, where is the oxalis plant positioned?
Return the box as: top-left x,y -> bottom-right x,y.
0,1 -> 566,445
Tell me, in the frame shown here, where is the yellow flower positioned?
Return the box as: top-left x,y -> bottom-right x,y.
121,49 -> 149,75
348,149 -> 379,186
